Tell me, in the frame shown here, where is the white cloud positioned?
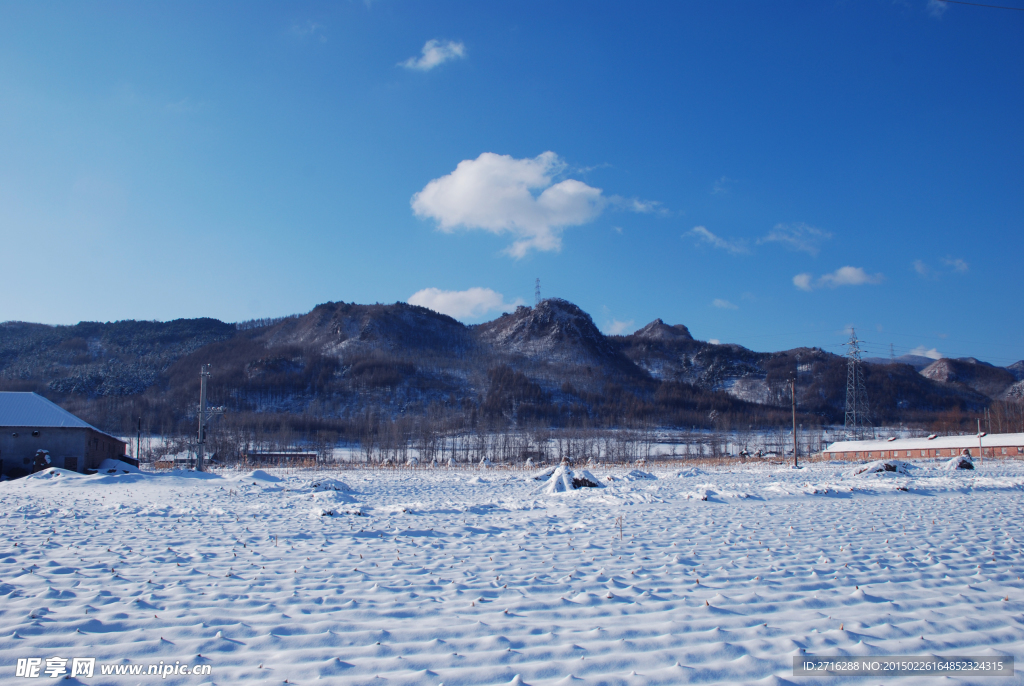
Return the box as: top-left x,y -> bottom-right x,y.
604,319 -> 635,336
712,298 -> 738,310
793,273 -> 813,291
909,345 -> 944,360
915,257 -> 969,278
408,287 -> 522,320
400,39 -> 466,71
686,226 -> 749,254
610,196 -> 666,215
927,0 -> 948,18
943,257 -> 969,273
711,176 -> 733,195
758,222 -> 832,256
709,338 -> 721,345
794,266 -> 884,290
291,21 -> 327,42
412,152 -> 608,258
820,266 -> 884,287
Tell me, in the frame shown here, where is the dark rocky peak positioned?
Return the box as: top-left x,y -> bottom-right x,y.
919,358 -> 959,383
920,357 -> 1016,399
631,318 -> 693,341
257,301 -> 473,355
474,298 -> 620,365
955,357 -> 994,367
1007,361 -> 1024,381
773,346 -> 835,365
864,353 -> 942,371
896,355 -> 938,371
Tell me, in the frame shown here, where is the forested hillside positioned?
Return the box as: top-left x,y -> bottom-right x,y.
1,299 -> 1018,452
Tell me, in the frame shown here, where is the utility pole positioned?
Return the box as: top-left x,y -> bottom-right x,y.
195,365 -> 224,472
136,416 -> 141,462
197,365 -> 210,471
791,378 -> 798,468
978,418 -> 984,465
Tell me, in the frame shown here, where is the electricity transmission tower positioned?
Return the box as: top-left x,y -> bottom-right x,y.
843,329 -> 870,439
196,364 -> 225,471
535,278 -> 541,305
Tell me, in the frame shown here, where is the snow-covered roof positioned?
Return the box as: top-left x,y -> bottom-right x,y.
826,432 -> 1024,452
0,392 -> 98,430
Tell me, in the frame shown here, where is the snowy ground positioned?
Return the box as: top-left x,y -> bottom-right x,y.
2,459 -> 1024,685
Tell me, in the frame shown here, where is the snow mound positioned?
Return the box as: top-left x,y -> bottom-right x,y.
943,455 -> 975,470
23,468 -> 81,481
304,477 -> 352,492
309,503 -> 361,517
309,490 -> 357,505
531,465 -> 558,481
97,459 -> 140,474
244,470 -> 281,482
535,466 -> 605,495
674,468 -> 705,478
847,460 -> 913,477
623,469 -> 656,481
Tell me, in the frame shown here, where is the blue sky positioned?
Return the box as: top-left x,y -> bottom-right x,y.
1,1 -> 1021,365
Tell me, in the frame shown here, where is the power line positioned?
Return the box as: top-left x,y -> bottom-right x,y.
844,333 -> 1022,364
852,329 -> 1023,351
668,323 -> 1020,364
857,339 -> 1022,365
934,0 -> 1024,10
709,328 -> 1020,353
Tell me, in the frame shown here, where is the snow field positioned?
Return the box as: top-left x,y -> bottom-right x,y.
1,461 -> 1023,685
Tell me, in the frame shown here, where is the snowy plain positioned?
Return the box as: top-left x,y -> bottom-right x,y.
2,459 -> 1024,685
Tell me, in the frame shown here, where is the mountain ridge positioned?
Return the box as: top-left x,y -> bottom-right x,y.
0,299 -> 1013,436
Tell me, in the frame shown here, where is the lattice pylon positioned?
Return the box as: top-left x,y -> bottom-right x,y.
843,329 -> 871,439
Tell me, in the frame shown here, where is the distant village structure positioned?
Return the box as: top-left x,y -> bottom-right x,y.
0,392 -> 129,479
825,433 -> 1024,461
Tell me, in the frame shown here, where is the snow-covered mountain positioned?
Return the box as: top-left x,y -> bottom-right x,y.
474,299 -> 633,371
0,299 -> 1009,435
863,354 -> 937,371
919,357 -> 1018,399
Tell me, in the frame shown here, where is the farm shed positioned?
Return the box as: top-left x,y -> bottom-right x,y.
0,392 -> 129,478
824,432 -> 1024,461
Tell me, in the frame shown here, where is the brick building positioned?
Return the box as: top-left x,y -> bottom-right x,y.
824,432 -> 1024,461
